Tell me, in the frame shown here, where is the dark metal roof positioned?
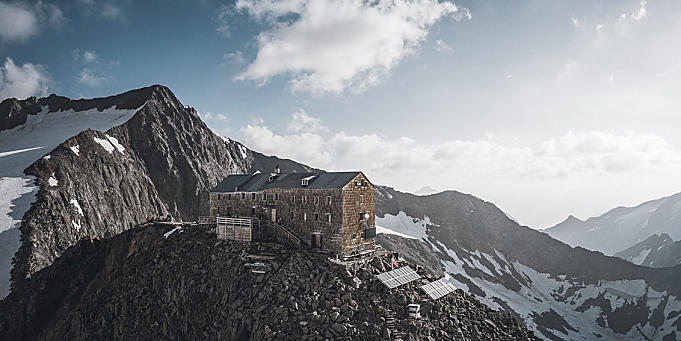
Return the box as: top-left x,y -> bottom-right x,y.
211,172 -> 365,192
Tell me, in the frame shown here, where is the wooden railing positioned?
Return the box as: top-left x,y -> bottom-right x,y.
267,221 -> 309,249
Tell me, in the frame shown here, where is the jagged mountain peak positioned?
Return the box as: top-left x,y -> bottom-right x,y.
0,84 -> 176,132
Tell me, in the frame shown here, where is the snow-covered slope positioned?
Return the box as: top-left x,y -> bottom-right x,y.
0,100 -> 142,298
544,193 -> 681,256
615,233 -> 681,268
375,186 -> 681,341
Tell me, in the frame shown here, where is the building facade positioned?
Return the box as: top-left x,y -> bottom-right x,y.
209,171 -> 376,256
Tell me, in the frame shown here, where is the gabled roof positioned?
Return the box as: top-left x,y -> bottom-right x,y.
211,172 -> 367,193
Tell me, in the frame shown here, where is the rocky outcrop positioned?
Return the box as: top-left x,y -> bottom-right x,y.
0,223 -> 538,340
10,85 -> 315,292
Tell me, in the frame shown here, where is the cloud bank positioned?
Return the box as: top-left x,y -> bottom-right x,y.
239,112 -> 681,227
233,0 -> 469,93
0,1 -> 64,42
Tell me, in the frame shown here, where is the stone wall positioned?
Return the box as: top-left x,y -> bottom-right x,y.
209,188 -> 344,252
341,173 -> 376,256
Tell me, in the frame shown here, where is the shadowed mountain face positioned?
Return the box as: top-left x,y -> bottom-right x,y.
3,85 -> 315,295
374,186 -> 681,340
544,193 -> 681,256
615,233 -> 681,268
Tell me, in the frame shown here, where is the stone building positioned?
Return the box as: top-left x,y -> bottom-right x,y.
209,169 -> 376,257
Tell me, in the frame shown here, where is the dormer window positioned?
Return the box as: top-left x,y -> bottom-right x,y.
301,175 -> 316,186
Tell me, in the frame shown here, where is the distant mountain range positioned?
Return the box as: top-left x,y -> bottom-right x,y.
375,187 -> 681,340
615,233 -> 681,268
544,193 -> 681,256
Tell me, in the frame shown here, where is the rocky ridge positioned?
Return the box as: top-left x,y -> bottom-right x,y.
0,223 -> 538,341
8,85 -> 315,293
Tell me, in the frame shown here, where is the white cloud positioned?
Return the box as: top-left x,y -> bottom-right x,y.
233,0 -> 469,94
77,0 -> 125,22
83,51 -> 97,63
0,1 -> 64,42
435,39 -> 453,52
287,109 -> 329,133
571,15 -> 579,27
200,112 -> 228,121
77,68 -> 107,86
0,57 -> 51,100
241,113 -> 681,179
631,0 -> 647,20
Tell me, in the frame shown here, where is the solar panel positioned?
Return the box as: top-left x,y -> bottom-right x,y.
376,266 -> 421,289
421,278 -> 457,300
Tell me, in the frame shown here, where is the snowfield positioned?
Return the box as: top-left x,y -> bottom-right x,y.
0,103 -> 143,298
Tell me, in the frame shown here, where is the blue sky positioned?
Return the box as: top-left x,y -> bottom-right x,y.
2,0 -> 681,228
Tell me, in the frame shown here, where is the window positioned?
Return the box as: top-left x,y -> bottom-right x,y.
228,194 -> 232,200
263,193 -> 267,201
326,213 -> 331,223
303,213 -> 307,221
352,232 -> 357,239
291,211 -> 295,220
293,196 -> 296,204
360,194 -> 364,203
302,196 -> 307,204
314,213 -> 319,221
275,193 -> 280,201
326,196 -> 332,205
252,193 -> 256,200
314,196 -> 319,205
241,193 -> 245,199
359,212 -> 364,222
251,207 -> 256,215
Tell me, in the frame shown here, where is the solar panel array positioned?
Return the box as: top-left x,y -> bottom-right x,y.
376,266 -> 421,289
421,278 -> 457,300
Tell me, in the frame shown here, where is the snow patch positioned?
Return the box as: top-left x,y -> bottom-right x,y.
375,211 -> 430,241
69,145 -> 80,156
376,225 -> 416,239
72,220 -> 81,231
47,175 -> 58,187
70,199 -> 83,216
629,248 -> 651,265
93,136 -> 115,153
163,226 -> 183,238
105,134 -> 125,153
43,155 -> 50,160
